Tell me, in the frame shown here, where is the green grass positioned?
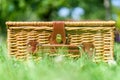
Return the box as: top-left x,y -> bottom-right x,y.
1,40 -> 120,80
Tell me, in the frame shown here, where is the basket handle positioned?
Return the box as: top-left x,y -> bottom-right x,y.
39,44 -> 80,53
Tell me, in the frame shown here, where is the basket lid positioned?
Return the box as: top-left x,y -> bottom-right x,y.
6,21 -> 115,27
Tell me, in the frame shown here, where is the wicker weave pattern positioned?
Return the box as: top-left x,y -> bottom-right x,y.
6,21 -> 115,62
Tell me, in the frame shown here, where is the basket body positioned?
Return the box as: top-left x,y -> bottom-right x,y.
6,21 -> 115,62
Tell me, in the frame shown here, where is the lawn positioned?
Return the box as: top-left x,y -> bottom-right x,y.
0,38 -> 120,80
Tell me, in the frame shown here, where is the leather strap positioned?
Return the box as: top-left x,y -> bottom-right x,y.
27,40 -> 38,54
50,21 -> 66,44
80,42 -> 95,57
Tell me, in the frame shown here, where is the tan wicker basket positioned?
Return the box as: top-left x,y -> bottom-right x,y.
6,21 -> 115,62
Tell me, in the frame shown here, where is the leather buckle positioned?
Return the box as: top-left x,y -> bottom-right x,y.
49,21 -> 66,44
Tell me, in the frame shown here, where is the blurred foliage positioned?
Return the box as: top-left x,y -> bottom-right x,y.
0,0 -> 119,34
112,7 -> 120,29
0,0 -> 105,21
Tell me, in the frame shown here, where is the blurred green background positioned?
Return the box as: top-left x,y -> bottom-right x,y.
1,1 -> 120,80
0,0 -> 120,35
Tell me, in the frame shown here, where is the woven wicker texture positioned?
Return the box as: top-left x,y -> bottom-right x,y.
6,21 -> 115,62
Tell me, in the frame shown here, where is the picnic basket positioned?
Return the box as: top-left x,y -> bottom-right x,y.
6,21 -> 115,62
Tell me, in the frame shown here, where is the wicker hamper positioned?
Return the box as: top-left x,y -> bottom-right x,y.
6,21 -> 115,62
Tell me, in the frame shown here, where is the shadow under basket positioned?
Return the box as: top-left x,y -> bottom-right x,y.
6,21 -> 115,62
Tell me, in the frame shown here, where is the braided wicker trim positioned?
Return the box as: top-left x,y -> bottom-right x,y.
6,21 -> 115,27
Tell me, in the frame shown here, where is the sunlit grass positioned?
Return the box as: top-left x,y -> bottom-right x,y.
0,40 -> 120,80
